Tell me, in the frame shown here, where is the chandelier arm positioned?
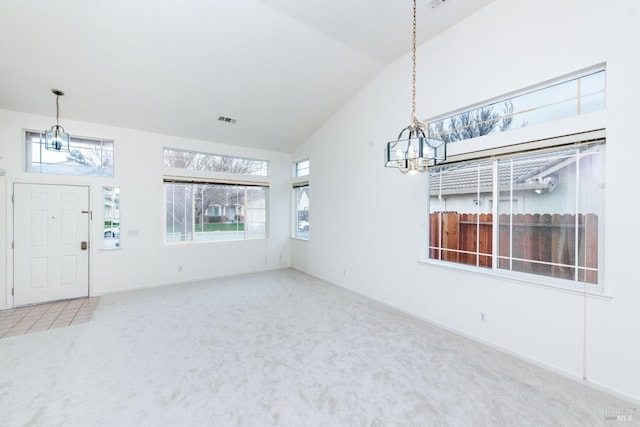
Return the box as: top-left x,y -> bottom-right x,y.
397,125 -> 413,141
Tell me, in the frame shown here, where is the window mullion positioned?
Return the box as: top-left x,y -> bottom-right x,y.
509,159 -> 514,272
191,184 -> 196,241
491,160 -> 499,271
438,171 -> 443,261
243,187 -> 247,240
574,148 -> 581,282
476,165 -> 481,267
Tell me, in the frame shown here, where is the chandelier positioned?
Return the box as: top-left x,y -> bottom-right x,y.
44,89 -> 70,152
385,0 -> 445,174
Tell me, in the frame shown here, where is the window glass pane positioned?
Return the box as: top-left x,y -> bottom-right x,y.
103,187 -> 120,249
26,131 -> 114,177
295,185 -> 309,239
295,160 -> 309,177
429,143 -> 604,287
165,182 -> 268,243
497,148 -> 577,279
429,160 -> 493,267
580,93 -> 606,114
165,183 -> 193,242
580,71 -> 605,96
526,98 -> 580,127
193,185 -> 244,241
164,148 -> 268,176
575,145 -> 604,284
512,80 -> 576,112
246,187 -> 267,239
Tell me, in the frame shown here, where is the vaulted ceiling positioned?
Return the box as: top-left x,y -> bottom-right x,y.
0,0 -> 494,153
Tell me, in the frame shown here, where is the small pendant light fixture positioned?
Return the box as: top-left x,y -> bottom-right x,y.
385,0 -> 445,174
44,89 -> 70,152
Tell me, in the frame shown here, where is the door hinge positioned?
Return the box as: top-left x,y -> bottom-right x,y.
11,288 -> 14,296
11,241 -> 14,250
11,194 -> 14,203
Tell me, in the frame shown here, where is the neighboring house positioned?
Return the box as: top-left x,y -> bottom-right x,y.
429,145 -> 601,215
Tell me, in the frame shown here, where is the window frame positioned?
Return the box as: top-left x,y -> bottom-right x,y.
103,186 -> 121,249
427,65 -> 605,145
164,178 -> 269,244
294,159 -> 309,178
292,181 -> 310,240
25,130 -> 115,177
163,147 -> 271,245
163,147 -> 269,177
421,66 -> 608,295
292,159 -> 310,240
424,132 -> 606,295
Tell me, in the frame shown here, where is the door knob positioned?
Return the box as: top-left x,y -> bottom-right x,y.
81,241 -> 88,250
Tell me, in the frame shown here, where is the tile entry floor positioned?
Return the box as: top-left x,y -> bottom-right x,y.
0,297 -> 99,339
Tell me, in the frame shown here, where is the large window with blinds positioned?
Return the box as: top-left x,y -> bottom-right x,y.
428,137 -> 605,291
165,180 -> 268,243
164,148 -> 269,243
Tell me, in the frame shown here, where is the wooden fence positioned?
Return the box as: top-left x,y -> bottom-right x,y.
429,212 -> 598,284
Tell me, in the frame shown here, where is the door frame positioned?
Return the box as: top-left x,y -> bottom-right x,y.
10,181 -> 91,308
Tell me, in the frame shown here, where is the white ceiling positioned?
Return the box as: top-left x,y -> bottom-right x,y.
0,0 -> 493,153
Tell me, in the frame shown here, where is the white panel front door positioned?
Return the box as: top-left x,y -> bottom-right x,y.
13,183 -> 89,306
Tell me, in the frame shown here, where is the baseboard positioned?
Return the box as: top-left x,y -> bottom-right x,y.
92,265 -> 290,297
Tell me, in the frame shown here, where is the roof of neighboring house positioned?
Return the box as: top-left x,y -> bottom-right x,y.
428,146 -> 587,195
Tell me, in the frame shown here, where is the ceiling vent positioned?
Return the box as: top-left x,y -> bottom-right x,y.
428,0 -> 448,8
218,116 -> 237,124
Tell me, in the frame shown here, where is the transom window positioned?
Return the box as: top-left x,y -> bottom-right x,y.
294,159 -> 309,177
164,148 -> 268,176
26,131 -> 114,177
428,140 -> 604,290
428,68 -> 605,144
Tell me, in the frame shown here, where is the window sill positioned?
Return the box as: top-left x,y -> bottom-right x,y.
290,236 -> 309,242
164,237 -> 268,246
417,258 -> 612,300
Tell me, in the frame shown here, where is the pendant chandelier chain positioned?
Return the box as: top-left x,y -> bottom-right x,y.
56,94 -> 60,128
411,0 -> 418,125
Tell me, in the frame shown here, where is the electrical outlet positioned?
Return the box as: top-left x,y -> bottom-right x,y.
480,312 -> 487,322
178,265 -> 183,272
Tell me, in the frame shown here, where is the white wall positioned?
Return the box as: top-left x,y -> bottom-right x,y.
0,109 -> 291,305
291,0 -> 640,403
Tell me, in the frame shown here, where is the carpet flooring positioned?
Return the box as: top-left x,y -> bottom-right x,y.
0,269 -> 636,426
